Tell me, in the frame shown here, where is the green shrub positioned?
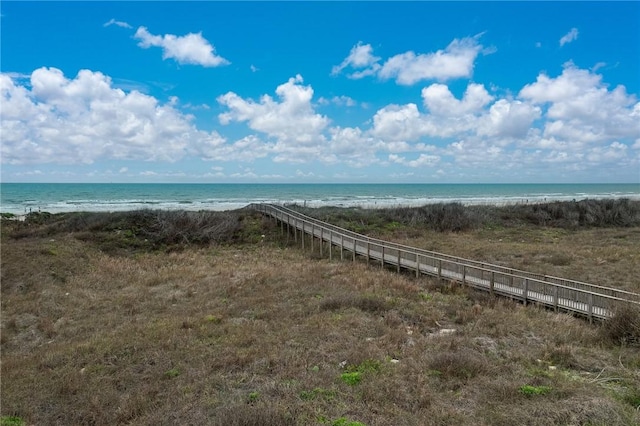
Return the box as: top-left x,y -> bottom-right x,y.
519,385 -> 552,396
340,372 -> 362,386
332,418 -> 367,426
164,368 -> 180,378
0,416 -> 25,426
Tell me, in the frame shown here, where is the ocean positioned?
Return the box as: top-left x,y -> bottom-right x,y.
1,183 -> 639,216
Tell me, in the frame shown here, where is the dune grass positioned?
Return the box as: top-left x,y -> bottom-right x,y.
1,206 -> 639,425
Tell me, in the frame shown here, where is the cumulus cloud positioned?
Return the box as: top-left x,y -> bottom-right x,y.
332,36 -> 486,85
103,18 -> 132,29
331,42 -> 381,78
477,99 -> 541,139
0,67 -> 227,164
218,75 -> 330,162
3,64 -> 637,181
134,26 -> 229,67
519,64 -> 640,144
559,28 -> 579,46
379,37 -> 484,85
325,126 -> 381,167
389,153 -> 440,168
422,83 -> 493,116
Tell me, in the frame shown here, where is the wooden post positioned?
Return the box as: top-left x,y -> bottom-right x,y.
311,224 -> 314,253
340,235 -> 344,261
352,239 -> 356,262
553,286 -> 559,312
301,221 -> 305,250
462,265 -> 466,286
329,230 -> 333,260
523,279 -> 529,306
437,259 -> 442,280
490,272 -> 495,296
320,228 -> 323,256
294,219 -> 298,243
366,240 -> 370,262
381,246 -> 385,269
397,249 -> 401,273
588,293 -> 594,323
415,253 -> 420,278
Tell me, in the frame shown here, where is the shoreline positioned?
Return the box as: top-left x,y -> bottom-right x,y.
3,194 -> 640,218
2,182 -> 638,216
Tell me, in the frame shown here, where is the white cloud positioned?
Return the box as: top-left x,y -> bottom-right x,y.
389,153 -> 440,168
519,64 -> 640,144
331,42 -> 381,77
218,75 -> 329,162
318,95 -> 358,107
559,28 -> 579,47
333,36 -> 485,85
134,26 -> 229,67
198,135 -> 271,162
3,63 -> 637,182
477,99 -> 541,138
103,18 -> 132,29
371,103 -> 433,141
326,126 -> 381,167
422,83 -> 493,116
296,169 -> 315,178
379,37 -> 484,84
0,67 -> 227,165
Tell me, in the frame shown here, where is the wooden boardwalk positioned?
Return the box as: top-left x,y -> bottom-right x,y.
250,203 -> 640,321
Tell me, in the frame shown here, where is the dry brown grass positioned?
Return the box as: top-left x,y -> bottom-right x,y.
2,211 -> 639,425
374,225 -> 640,294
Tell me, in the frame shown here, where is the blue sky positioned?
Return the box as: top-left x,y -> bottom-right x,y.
1,1 -> 639,183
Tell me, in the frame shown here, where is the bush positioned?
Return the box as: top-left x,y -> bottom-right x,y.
600,304 -> 640,346
292,199 -> 640,233
427,350 -> 488,380
5,210 -> 259,252
519,385 -> 553,396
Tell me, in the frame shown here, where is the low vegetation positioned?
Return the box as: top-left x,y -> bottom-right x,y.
292,199 -> 640,294
2,203 -> 640,425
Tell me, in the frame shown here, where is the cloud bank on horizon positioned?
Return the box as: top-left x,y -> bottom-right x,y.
1,2 -> 639,183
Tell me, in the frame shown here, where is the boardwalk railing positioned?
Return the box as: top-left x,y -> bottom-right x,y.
249,203 -> 640,321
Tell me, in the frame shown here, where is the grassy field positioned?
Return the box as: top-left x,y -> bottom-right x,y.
1,204 -> 639,425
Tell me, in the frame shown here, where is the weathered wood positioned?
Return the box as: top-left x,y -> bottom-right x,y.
329,230 -> 333,260
352,239 -> 356,262
490,271 -> 495,296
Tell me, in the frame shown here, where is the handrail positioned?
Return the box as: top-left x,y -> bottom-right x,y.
276,204 -> 640,302
249,203 -> 640,320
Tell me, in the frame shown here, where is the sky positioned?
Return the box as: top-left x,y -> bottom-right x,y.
1,1 -> 639,184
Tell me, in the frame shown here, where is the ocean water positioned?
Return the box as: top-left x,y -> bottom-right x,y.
1,183 -> 639,216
